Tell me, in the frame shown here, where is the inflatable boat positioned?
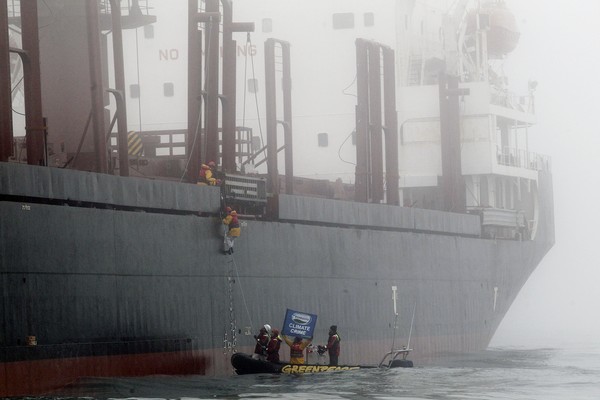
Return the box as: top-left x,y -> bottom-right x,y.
231,349 -> 413,375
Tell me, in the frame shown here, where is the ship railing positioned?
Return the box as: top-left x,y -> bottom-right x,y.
490,89 -> 535,115
378,348 -> 412,368
6,0 -> 154,20
401,34 -> 444,86
99,0 -> 153,16
496,146 -> 552,172
468,207 -> 530,240
109,129 -> 187,159
98,0 -> 156,30
108,128 -> 259,163
529,152 -> 552,172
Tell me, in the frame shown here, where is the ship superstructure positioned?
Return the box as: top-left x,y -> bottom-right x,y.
230,0 -> 549,239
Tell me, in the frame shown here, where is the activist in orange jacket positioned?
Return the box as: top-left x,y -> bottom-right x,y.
283,335 -> 312,365
325,325 -> 341,366
266,329 -> 282,362
252,324 -> 271,361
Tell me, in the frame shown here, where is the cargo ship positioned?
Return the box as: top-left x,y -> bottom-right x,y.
0,0 -> 553,396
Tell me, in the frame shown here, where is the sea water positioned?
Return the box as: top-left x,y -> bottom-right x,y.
28,344 -> 600,400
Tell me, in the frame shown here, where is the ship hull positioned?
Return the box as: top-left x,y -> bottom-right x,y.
1,346 -> 207,396
0,163 -> 554,396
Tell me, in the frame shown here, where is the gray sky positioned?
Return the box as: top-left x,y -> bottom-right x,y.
491,0 -> 600,347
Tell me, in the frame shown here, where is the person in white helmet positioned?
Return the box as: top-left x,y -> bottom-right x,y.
252,324 -> 272,360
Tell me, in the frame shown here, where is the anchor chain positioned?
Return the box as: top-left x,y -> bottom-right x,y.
223,268 -> 237,355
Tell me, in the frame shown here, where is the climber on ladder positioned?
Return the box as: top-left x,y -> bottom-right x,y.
222,207 -> 241,255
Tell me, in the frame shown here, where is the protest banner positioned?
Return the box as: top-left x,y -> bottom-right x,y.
281,309 -> 317,339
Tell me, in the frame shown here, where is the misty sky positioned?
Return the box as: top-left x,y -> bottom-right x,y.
490,0 -> 600,347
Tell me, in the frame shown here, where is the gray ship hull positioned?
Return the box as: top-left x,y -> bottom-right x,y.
0,162 -> 554,395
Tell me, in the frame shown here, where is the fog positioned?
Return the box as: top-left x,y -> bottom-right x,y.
15,0 -> 596,348
95,0 -> 600,348
490,0 -> 600,347
141,0 -> 600,348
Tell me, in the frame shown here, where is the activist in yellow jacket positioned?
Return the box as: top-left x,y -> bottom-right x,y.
283,335 -> 312,365
222,211 -> 240,237
198,163 -> 217,185
222,210 -> 241,255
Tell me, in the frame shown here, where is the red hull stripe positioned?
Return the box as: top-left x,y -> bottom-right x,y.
1,350 -> 209,397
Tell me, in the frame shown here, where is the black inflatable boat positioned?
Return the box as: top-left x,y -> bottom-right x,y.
231,349 -> 413,375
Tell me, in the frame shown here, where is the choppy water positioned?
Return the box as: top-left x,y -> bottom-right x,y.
29,345 -> 600,400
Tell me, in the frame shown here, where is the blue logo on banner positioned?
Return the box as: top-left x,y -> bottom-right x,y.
282,309 -> 317,339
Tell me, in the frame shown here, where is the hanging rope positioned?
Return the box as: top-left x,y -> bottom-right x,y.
231,254 -> 254,331
200,16 -> 213,164
179,101 -> 203,183
246,33 -> 267,162
134,26 -> 143,133
223,264 -> 237,355
180,15 -> 215,182
221,251 -> 255,358
242,33 -> 249,129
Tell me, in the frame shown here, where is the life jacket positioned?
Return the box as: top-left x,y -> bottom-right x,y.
198,164 -> 209,180
198,164 -> 216,185
267,337 -> 282,362
254,333 -> 270,356
226,214 -> 240,237
290,342 -> 304,359
327,333 -> 341,356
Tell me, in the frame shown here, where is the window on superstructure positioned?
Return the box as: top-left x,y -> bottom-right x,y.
163,82 -> 174,97
333,13 -> 354,29
480,176 -> 489,207
129,84 -> 140,99
478,14 -> 491,30
364,13 -> 374,27
318,132 -> 329,147
144,24 -> 154,39
248,78 -> 259,93
262,18 -> 273,33
495,179 -> 503,208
